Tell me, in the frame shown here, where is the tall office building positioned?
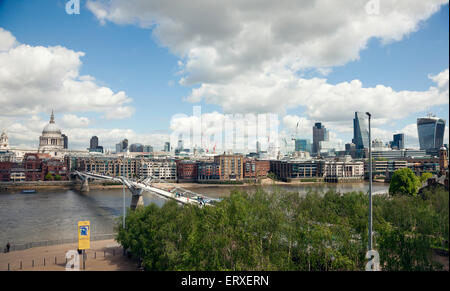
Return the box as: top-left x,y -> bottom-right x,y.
115,138 -> 128,153
352,112 -> 369,150
312,123 -> 329,154
121,139 -> 128,151
390,133 -> 404,150
417,116 -> 446,150
295,139 -> 311,153
177,135 -> 184,151
90,136 -> 99,149
143,145 -> 153,153
130,143 -> 144,152
89,136 -> 103,153
256,141 -> 261,154
164,142 -> 171,152
372,139 -> 384,148
345,143 -> 357,158
62,134 -> 68,149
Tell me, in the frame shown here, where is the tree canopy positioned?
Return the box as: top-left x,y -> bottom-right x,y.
116,187 -> 448,271
389,168 -> 421,196
420,172 -> 433,184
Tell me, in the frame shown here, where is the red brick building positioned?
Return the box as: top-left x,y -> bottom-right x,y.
197,162 -> 220,181
244,159 -> 270,179
255,160 -> 270,178
176,160 -> 198,182
43,159 -> 69,180
0,161 -> 12,181
407,157 -> 440,174
23,153 -> 68,181
24,153 -> 44,181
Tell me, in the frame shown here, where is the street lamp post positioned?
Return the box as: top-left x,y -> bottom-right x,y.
122,177 -> 126,256
366,112 -> 372,251
122,179 -> 126,229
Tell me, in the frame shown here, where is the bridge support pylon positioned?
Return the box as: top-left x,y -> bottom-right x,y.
130,194 -> 144,210
129,188 -> 144,210
80,178 -> 90,193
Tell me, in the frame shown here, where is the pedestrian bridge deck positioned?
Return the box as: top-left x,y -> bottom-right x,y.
73,171 -> 218,207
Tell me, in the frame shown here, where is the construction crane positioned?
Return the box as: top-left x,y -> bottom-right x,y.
291,121 -> 299,141
282,137 -> 289,153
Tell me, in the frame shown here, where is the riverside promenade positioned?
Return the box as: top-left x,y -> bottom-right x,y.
0,239 -> 137,271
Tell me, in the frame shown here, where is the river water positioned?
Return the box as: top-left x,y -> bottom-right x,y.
0,182 -> 389,246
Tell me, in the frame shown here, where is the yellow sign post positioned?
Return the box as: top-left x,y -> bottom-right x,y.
77,221 -> 90,250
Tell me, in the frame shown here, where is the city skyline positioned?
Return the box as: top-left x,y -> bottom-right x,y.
0,2 -> 449,274
0,0 -> 449,151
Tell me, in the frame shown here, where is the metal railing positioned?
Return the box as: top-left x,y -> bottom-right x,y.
3,233 -> 117,252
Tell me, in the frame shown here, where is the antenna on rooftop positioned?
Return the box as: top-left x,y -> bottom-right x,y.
426,107 -> 435,118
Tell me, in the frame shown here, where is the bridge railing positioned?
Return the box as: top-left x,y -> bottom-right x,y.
74,171 -> 219,205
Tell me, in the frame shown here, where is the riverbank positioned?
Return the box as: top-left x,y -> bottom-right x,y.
157,178 -> 388,190
0,178 -> 389,192
0,239 -> 137,271
0,181 -> 124,191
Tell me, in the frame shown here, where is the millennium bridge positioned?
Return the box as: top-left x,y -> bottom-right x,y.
72,171 -> 219,210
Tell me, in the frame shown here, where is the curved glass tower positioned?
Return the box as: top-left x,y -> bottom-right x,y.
417,116 -> 446,150
352,112 -> 369,149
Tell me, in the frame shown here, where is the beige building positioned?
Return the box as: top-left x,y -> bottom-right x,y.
76,156 -> 140,179
139,159 -> 176,180
322,160 -> 365,182
74,156 -> 176,180
214,154 -> 244,180
364,160 -> 407,174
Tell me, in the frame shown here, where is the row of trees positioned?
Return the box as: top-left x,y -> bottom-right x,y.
44,173 -> 62,181
116,183 -> 448,271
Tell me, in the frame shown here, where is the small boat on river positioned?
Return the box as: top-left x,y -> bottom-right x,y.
21,189 -> 37,194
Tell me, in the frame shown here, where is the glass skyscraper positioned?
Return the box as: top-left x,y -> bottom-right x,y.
164,142 -> 171,152
352,112 -> 369,150
295,139 -> 311,152
391,133 -> 404,149
90,136 -> 99,149
312,123 -> 329,154
417,116 -> 446,150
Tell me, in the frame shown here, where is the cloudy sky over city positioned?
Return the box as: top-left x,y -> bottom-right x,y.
0,0 -> 449,151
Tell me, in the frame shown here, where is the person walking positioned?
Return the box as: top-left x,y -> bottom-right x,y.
6,242 -> 10,253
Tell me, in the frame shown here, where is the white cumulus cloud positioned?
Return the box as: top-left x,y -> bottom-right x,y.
86,0 -> 448,125
0,28 -> 135,119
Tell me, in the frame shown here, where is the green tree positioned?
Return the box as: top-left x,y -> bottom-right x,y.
54,174 -> 62,181
420,172 -> 433,184
45,173 -> 53,181
116,186 -> 447,271
389,168 -> 421,196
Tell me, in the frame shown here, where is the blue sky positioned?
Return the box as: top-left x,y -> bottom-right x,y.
0,0 -> 195,132
0,0 -> 448,151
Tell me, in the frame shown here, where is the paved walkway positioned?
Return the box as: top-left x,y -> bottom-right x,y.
0,239 -> 138,271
